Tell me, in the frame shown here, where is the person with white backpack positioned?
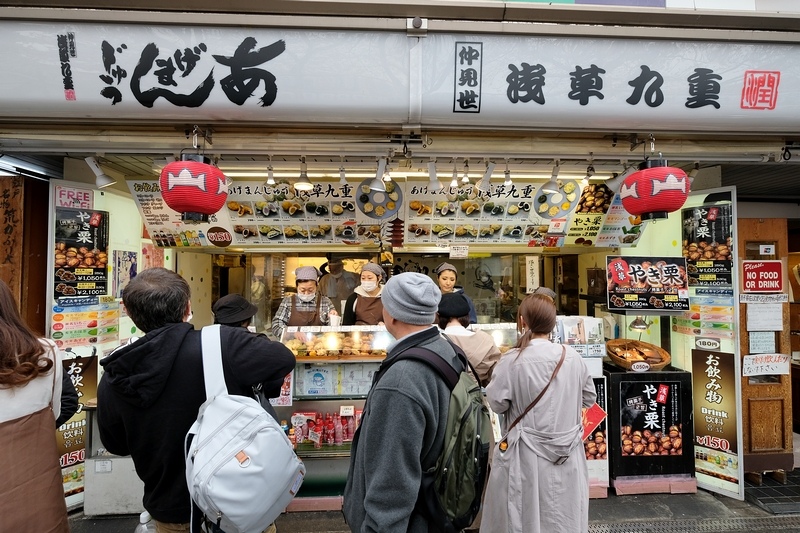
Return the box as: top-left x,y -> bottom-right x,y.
98,268 -> 296,533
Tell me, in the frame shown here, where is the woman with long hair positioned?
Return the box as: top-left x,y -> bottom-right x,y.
481,294 -> 596,533
0,279 -> 70,532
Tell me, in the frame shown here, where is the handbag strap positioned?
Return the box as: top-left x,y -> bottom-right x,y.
201,325 -> 228,397
506,344 -> 566,434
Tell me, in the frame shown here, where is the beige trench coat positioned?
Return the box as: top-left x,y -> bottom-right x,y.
481,339 -> 596,533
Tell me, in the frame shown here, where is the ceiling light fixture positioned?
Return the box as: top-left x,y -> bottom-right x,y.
339,156 -> 347,185
604,163 -> 636,191
582,157 -> 595,188
477,161 -> 495,193
688,161 -> 700,184
503,160 -> 512,187
427,160 -> 442,192
262,155 -> 275,187
461,160 -> 470,184
540,160 -> 560,194
369,158 -> 387,192
450,160 -> 459,189
294,156 -> 313,191
84,156 -> 117,189
383,165 -> 392,182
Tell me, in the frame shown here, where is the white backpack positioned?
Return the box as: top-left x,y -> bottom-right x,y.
185,325 -> 305,533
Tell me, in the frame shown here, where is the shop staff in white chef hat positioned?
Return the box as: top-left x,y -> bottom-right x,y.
271,265 -> 338,340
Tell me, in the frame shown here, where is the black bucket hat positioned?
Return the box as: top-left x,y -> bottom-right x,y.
212,294 -> 258,324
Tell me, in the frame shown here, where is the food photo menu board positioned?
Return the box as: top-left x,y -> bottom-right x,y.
404,181 -> 552,246
130,179 -> 398,247
607,256 -> 690,311
53,207 -> 110,298
130,177 -> 647,250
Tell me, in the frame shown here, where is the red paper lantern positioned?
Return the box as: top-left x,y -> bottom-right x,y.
159,154 -> 228,223
619,160 -> 690,221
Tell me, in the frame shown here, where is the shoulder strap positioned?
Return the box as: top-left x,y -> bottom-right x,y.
201,325 -> 228,398
506,344 -> 566,433
398,347 -> 461,390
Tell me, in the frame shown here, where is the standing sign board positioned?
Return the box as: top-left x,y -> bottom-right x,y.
691,349 -> 742,496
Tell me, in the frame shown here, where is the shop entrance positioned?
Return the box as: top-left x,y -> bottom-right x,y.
738,218 -> 794,479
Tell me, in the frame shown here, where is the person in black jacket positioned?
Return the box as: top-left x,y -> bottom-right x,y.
56,371 -> 78,427
97,268 -> 295,532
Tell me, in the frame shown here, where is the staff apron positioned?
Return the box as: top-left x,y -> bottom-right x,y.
287,295 -> 324,327
354,295 -> 383,325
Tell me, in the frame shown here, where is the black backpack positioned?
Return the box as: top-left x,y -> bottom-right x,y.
376,342 -> 492,532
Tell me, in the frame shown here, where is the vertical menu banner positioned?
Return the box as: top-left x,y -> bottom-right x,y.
58,353 -> 98,502
53,207 -> 109,298
691,349 -> 741,492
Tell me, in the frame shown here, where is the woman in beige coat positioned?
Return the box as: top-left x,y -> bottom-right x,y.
481,294 -> 596,533
436,292 -> 500,386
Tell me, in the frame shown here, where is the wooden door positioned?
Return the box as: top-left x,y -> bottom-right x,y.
738,218 -> 793,474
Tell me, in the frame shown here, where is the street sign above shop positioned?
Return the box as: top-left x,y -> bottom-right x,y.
1,21 -> 799,132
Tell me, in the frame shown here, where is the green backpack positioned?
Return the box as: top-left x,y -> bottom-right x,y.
379,342 -> 492,533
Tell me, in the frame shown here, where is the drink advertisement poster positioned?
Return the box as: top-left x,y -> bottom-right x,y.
53,207 -> 109,299
691,349 -> 741,494
58,353 -> 98,504
606,256 -> 690,311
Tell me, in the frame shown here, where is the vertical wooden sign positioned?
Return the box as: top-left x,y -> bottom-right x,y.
0,176 -> 24,301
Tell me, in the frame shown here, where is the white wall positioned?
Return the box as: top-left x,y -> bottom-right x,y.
178,252 -> 214,329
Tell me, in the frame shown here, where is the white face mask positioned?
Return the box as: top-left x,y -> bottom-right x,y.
361,281 -> 377,293
297,293 -> 316,303
185,312 -> 193,323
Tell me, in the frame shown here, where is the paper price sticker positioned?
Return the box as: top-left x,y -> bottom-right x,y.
340,405 -> 355,416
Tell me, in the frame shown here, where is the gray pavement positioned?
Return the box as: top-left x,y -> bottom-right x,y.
68,488 -> 800,533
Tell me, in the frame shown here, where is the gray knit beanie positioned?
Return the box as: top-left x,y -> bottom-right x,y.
382,272 -> 441,325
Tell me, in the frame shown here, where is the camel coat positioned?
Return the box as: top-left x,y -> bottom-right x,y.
481,339 -> 596,533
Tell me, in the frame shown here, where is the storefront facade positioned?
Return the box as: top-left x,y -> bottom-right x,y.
1,0 -> 799,509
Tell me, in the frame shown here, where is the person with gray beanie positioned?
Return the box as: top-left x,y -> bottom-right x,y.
343,273 -> 464,533
342,262 -> 386,326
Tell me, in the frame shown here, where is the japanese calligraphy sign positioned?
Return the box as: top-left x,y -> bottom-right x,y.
53,207 -> 109,299
3,23 -> 799,130
606,256 -> 689,311
58,353 -> 98,499
691,349 -> 740,489
454,42 -> 483,113
0,177 -> 23,293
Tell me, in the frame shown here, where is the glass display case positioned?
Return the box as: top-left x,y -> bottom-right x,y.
468,322 -> 518,354
275,325 -> 394,503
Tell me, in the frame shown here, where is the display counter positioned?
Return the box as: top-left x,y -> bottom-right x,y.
274,325 -> 389,508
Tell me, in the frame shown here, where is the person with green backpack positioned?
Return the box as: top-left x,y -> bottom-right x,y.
343,272 -> 492,533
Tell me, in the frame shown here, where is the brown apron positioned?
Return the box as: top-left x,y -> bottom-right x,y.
0,405 -> 70,532
287,295 -> 324,327
354,295 -> 384,325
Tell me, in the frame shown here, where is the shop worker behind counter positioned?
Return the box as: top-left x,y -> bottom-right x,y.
344,272 -> 463,533
272,265 -> 338,340
97,268 -> 296,532
433,262 -> 478,324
